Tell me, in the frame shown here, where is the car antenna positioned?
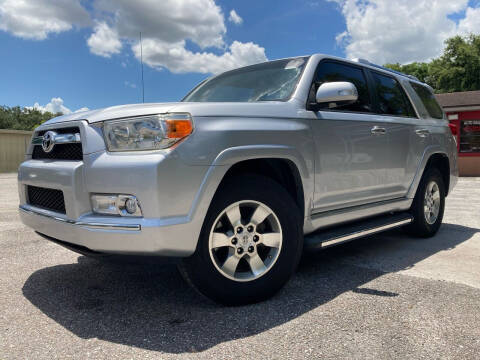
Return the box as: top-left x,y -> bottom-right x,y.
140,32 -> 145,103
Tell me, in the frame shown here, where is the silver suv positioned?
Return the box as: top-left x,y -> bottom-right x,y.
18,55 -> 458,305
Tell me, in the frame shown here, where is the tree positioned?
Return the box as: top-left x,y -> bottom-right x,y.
0,105 -> 61,131
384,34 -> 480,93
384,62 -> 430,84
429,35 -> 480,93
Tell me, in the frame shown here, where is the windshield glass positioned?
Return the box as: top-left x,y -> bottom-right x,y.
182,57 -> 308,102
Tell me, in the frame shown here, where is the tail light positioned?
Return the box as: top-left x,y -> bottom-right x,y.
448,123 -> 457,136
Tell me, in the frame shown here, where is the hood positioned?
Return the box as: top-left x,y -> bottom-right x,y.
42,101 -> 300,126
42,103 -> 180,125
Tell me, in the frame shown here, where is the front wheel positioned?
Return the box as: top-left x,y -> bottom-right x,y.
406,168 -> 445,237
179,175 -> 303,305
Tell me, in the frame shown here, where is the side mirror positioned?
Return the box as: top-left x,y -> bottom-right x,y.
315,81 -> 358,107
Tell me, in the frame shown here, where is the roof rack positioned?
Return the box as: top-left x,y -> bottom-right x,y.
352,58 -> 420,81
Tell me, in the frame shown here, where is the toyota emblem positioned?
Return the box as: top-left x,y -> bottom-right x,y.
42,131 -> 57,153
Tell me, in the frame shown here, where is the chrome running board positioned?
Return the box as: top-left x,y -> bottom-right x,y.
304,212 -> 413,250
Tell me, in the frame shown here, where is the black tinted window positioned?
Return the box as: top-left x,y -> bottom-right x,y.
410,82 -> 443,119
312,62 -> 371,112
371,72 -> 416,117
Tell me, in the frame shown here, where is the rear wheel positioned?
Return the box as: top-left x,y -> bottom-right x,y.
407,168 -> 445,237
179,175 -> 303,305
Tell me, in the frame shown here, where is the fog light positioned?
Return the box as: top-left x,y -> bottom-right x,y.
91,195 -> 118,215
125,198 -> 137,214
91,194 -> 142,217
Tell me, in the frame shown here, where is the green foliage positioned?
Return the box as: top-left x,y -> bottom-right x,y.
430,35 -> 480,93
384,62 -> 431,84
384,34 -> 480,93
0,106 -> 61,131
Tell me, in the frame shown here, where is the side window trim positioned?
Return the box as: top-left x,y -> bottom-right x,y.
364,68 -> 381,115
399,80 -> 422,119
307,59 -> 375,114
409,81 -> 444,119
366,69 -> 418,119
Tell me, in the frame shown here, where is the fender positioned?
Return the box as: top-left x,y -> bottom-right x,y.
213,144 -> 310,175
185,145 -> 314,241
406,144 -> 447,199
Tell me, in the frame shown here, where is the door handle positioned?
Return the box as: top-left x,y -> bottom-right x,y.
415,129 -> 430,138
371,126 -> 387,135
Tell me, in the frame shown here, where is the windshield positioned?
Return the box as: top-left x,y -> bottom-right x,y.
182,57 -> 308,102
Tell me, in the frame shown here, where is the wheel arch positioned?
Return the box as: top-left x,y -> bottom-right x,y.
188,145 -> 312,230
216,158 -> 306,218
213,146 -> 311,217
424,153 -> 450,195
408,147 -> 451,198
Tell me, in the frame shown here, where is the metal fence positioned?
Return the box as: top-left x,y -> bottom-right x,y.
0,129 -> 33,173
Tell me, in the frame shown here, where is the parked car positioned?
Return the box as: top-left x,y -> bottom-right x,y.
18,54 -> 458,305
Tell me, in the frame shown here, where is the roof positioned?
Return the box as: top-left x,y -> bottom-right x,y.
435,90 -> 480,108
352,58 -> 419,81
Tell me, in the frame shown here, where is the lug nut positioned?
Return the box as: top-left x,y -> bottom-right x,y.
231,238 -> 238,245
248,246 -> 254,253
253,235 -> 259,242
237,248 -> 244,254
247,225 -> 254,232
236,227 -> 243,234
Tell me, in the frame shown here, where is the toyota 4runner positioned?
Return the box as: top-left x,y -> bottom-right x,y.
18,55 -> 458,305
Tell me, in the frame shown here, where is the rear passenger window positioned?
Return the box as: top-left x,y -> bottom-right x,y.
371,72 -> 416,117
312,62 -> 372,113
410,82 -> 444,119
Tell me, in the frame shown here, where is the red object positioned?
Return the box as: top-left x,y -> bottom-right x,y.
447,109 -> 480,157
448,123 -> 457,136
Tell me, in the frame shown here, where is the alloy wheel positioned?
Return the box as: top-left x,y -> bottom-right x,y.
208,200 -> 283,282
424,180 -> 441,225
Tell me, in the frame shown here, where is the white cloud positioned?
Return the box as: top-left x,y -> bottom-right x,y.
27,98 -> 88,115
132,40 -> 266,74
124,81 -> 137,89
458,7 -> 480,34
332,0 -> 479,64
1,0 -> 266,74
94,0 -> 226,49
0,0 -> 90,40
229,10 -> 243,25
90,0 -> 265,73
87,22 -> 122,57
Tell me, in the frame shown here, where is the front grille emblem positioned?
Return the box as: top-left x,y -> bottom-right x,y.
42,131 -> 57,153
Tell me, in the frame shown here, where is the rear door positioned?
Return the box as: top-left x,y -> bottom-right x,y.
366,71 -> 424,198
308,61 -> 395,212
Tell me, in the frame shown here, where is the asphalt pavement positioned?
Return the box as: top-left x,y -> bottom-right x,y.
1,173 -> 479,359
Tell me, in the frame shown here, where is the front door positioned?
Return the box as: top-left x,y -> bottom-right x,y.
308,60 -> 393,212
311,111 -> 392,212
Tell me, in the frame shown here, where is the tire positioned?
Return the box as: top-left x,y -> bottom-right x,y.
406,168 -> 445,238
179,174 -> 303,305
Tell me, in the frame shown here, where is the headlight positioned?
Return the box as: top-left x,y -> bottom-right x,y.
103,113 -> 193,151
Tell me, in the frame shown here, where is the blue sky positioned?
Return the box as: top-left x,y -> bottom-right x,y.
0,0 -> 479,113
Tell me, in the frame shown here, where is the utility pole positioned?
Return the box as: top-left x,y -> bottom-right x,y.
140,32 -> 145,103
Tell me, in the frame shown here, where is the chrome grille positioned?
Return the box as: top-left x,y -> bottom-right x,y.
32,127 -> 83,161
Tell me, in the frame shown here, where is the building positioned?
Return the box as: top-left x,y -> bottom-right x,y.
436,90 -> 480,176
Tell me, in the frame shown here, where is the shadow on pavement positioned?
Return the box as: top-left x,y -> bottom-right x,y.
22,223 -> 478,354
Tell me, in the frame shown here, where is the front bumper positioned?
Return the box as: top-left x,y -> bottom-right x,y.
19,204 -> 195,256
18,121 -> 212,256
